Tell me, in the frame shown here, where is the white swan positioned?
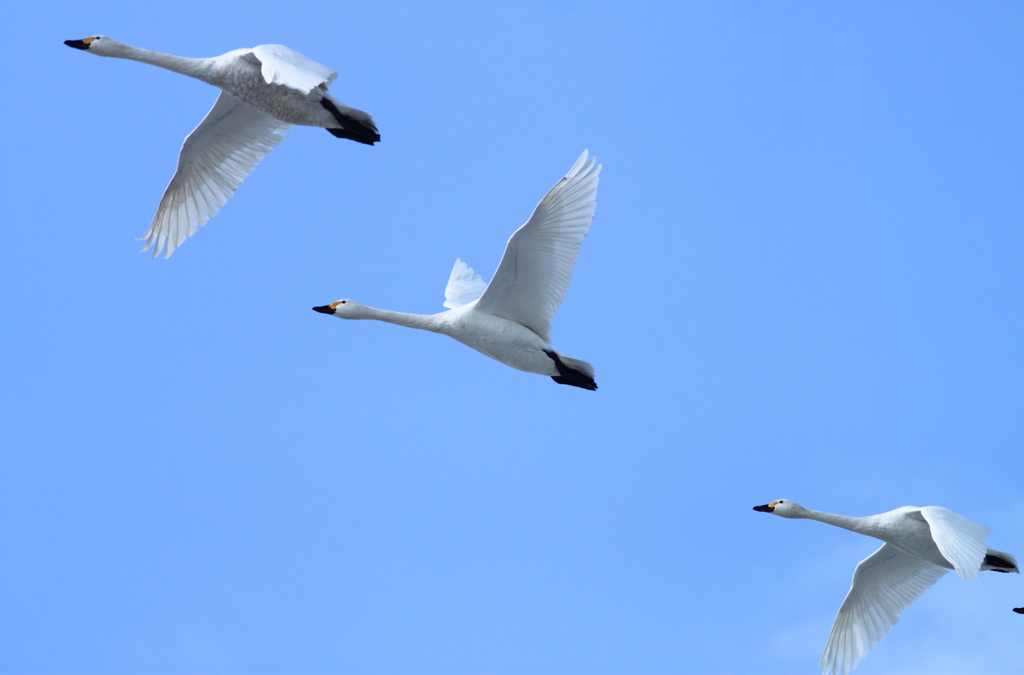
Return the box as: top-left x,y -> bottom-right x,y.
65,35 -> 379,258
753,500 -> 1019,675
313,151 -> 601,390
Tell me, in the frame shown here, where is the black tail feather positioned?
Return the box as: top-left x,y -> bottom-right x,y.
320,98 -> 380,145
545,350 -> 597,391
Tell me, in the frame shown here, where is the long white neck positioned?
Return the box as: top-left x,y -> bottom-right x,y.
799,509 -> 880,537
356,306 -> 445,333
107,43 -> 216,82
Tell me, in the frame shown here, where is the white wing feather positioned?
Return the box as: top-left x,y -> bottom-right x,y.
251,44 -> 337,94
475,150 -> 600,342
920,506 -> 990,580
820,543 -> 948,675
444,258 -> 488,309
141,92 -> 291,258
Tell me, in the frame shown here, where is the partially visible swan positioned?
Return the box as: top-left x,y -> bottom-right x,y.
65,35 -> 379,258
313,151 -> 600,390
753,499 -> 1018,675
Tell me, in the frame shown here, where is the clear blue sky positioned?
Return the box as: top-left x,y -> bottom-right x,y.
2,2 -> 1022,674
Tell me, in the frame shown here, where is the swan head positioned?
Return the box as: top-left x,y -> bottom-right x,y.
753,499 -> 806,518
312,300 -> 370,319
64,36 -> 127,57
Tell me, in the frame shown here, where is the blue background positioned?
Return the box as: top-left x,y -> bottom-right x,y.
2,2 -> 1022,673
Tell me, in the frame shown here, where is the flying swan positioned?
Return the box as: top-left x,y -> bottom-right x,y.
314,151 -> 601,390
753,499 -> 1018,675
64,35 -> 379,258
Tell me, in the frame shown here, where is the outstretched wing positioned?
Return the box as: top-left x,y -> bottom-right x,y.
475,151 -> 600,342
443,258 -> 488,309
920,506 -> 990,580
141,92 -> 291,258
820,543 -> 948,675
251,44 -> 337,94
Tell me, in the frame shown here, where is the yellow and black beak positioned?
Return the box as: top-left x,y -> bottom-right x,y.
752,503 -> 775,513
64,37 -> 97,50
312,305 -> 335,315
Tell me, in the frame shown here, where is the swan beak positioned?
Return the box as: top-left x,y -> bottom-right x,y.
753,504 -> 775,513
1013,607 -> 1024,614
64,38 -> 94,50
312,305 -> 335,315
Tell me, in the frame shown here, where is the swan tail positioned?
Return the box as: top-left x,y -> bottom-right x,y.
544,350 -> 597,391
320,98 -> 380,145
982,549 -> 1019,573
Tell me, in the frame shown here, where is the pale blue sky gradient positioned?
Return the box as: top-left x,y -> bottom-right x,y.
2,2 -> 1023,674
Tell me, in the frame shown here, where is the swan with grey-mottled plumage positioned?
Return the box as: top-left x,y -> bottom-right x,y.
65,35 -> 379,258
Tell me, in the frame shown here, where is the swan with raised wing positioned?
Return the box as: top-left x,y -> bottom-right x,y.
313,151 -> 600,390
753,499 -> 1018,675
65,35 -> 379,258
